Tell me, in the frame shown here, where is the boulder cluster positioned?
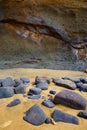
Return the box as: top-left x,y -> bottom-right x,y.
0,76 -> 87,126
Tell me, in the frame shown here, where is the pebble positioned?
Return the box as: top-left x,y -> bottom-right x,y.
28,88 -> 42,95
49,90 -> 56,95
42,99 -> 55,108
45,118 -> 51,124
77,110 -> 87,119
36,82 -> 48,90
14,83 -> 27,94
7,99 -> 21,107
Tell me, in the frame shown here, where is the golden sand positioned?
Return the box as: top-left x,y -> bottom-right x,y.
0,68 -> 87,130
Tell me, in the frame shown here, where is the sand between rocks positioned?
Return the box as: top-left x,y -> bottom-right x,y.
0,68 -> 87,130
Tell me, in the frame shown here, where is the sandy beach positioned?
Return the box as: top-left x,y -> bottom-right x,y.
0,68 -> 87,130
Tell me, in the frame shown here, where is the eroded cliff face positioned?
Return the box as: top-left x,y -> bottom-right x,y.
0,0 -> 87,70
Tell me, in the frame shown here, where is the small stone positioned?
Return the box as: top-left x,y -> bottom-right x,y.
80,84 -> 87,92
80,78 -> 87,83
2,77 -> 15,87
76,82 -> 83,88
35,76 -> 50,84
42,99 -> 55,108
77,110 -> 87,119
28,88 -> 42,95
0,87 -> 14,98
28,95 -> 41,100
36,82 -> 48,90
49,90 -> 56,95
20,77 -> 30,83
14,79 -> 23,87
52,110 -> 79,125
45,118 -> 51,124
54,90 -> 87,110
14,83 -> 27,94
23,104 -> 46,126
53,78 -> 76,90
7,99 -> 21,107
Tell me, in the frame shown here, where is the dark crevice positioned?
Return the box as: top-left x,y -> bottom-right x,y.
0,18 -> 71,43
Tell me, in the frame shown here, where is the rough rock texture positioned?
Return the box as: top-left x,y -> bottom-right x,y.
53,90 -> 87,110
23,104 -> 46,126
52,110 -> 79,125
0,87 -> 14,98
0,0 -> 87,70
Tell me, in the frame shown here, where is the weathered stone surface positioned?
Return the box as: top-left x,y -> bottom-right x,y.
35,76 -> 50,84
54,90 -> 87,110
36,82 -> 48,90
53,78 -> 76,90
0,87 -> 14,98
2,77 -> 15,87
23,104 -> 46,126
42,99 -> 55,108
7,99 -> 21,107
20,77 -> 30,83
28,88 -> 42,95
78,110 -> 87,119
14,83 -> 27,94
52,110 -> 79,125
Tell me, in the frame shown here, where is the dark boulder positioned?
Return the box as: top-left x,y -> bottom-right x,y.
36,82 -> 48,90
28,88 -> 42,95
0,87 -> 14,98
53,90 -> 87,110
23,104 -> 46,126
2,77 -> 15,87
77,110 -> 87,119
42,99 -> 55,108
20,77 -> 30,83
52,110 -> 79,125
14,83 -> 27,94
53,78 -> 76,90
7,99 -> 21,107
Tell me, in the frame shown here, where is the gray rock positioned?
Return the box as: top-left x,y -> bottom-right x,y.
78,110 -> 87,119
80,84 -> 87,92
45,118 -> 51,124
14,79 -> 23,87
76,82 -> 83,88
20,77 -> 30,83
23,104 -> 46,126
28,95 -> 41,100
62,77 -> 80,83
42,99 -> 55,108
14,83 -> 27,94
53,90 -> 87,110
53,78 -> 77,90
2,77 -> 15,87
52,110 -> 79,125
0,87 -> 14,98
28,88 -> 42,95
36,82 -> 48,90
7,99 -> 21,107
49,90 -> 56,95
35,76 -> 51,84
80,78 -> 87,83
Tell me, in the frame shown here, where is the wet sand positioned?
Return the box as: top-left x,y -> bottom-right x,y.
0,68 -> 87,130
